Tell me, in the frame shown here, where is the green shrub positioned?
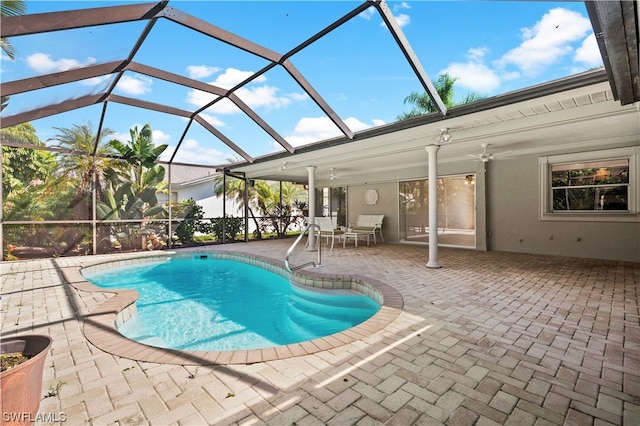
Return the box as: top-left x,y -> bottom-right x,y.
173,199 -> 210,243
210,216 -> 243,242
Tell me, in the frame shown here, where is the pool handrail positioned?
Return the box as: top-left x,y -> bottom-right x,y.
285,223 -> 321,272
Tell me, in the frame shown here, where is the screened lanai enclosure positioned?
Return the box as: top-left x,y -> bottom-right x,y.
2,0 -> 447,259
1,1 -> 639,262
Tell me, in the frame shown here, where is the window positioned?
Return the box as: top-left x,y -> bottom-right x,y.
551,159 -> 629,211
540,147 -> 639,222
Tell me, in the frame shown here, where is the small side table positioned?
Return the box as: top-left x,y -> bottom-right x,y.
342,230 -> 372,248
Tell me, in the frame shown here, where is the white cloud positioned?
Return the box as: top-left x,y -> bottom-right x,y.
343,117 -> 373,132
442,47 -> 501,93
152,129 -> 171,145
111,126 -> 169,147
186,90 -> 224,111
26,52 -> 96,73
214,68 -> 266,89
186,65 -> 220,79
203,98 -> 240,115
445,61 -> 500,93
393,13 -> 410,28
80,75 -> 111,88
359,9 -> 375,20
374,2 -> 409,27
111,131 -> 130,143
285,117 -> 343,147
116,74 -> 153,96
574,33 -> 603,67
168,138 -> 229,165
198,112 -> 226,128
186,67 -> 307,115
235,85 -> 292,110
284,116 -> 376,147
496,7 -> 592,76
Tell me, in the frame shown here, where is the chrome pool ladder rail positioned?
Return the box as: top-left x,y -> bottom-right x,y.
285,223 -> 321,272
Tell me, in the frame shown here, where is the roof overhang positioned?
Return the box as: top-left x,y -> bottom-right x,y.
586,0 -> 640,105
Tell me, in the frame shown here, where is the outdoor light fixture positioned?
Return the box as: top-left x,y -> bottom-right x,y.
440,128 -> 452,143
279,161 -> 288,172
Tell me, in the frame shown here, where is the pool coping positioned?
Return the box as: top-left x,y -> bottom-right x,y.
60,249 -> 404,365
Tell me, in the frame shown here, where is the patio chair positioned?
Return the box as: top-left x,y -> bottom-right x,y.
315,216 -> 344,250
353,214 -> 384,243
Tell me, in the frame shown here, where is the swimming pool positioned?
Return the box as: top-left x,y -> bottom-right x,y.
83,254 -> 380,351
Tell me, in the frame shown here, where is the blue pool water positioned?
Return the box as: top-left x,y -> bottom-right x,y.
83,257 -> 379,351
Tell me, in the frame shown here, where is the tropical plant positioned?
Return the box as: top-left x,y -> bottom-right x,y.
1,123 -> 93,258
1,123 -> 55,196
257,182 -> 307,238
397,73 -> 486,119
210,215 -> 244,242
173,198 -> 211,244
107,124 -> 168,192
213,174 -> 264,239
95,124 -> 169,251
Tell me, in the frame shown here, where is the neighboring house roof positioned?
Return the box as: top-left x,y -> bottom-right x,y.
166,164 -> 220,187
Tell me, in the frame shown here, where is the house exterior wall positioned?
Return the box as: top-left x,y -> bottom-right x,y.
487,149 -> 640,263
343,142 -> 638,263
343,157 -> 489,250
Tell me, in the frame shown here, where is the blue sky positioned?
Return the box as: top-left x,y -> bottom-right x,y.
1,1 -> 602,166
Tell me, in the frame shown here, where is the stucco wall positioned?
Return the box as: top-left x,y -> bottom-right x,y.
347,183 -> 399,242
344,159 -> 488,249
341,144 -> 638,263
487,152 -> 640,263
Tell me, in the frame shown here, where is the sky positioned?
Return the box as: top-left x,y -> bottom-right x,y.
1,1 -> 603,166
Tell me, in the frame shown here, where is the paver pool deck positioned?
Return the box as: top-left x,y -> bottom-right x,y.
1,240 -> 639,425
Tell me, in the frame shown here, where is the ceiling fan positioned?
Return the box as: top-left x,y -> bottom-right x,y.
468,143 -> 495,163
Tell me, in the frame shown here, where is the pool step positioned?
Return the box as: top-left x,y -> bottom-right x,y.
285,301 -> 353,337
290,285 -> 378,309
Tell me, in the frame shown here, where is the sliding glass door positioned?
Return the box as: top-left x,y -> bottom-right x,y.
399,175 -> 475,247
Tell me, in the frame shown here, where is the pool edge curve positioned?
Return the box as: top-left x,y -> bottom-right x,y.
60,249 -> 404,366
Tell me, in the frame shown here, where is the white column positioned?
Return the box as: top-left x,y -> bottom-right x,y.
425,144 -> 441,268
307,166 -> 317,251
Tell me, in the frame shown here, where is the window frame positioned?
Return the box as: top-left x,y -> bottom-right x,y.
539,147 -> 639,222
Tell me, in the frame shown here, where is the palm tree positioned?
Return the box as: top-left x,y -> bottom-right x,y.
0,1 -> 25,59
1,0 -> 27,113
49,122 -> 119,219
398,73 -> 486,120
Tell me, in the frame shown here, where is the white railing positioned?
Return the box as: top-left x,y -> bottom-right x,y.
285,223 -> 321,272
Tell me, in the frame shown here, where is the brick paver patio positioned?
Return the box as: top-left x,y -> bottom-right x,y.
1,240 -> 639,425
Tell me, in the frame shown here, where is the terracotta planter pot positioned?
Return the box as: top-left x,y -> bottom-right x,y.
1,335 -> 52,426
